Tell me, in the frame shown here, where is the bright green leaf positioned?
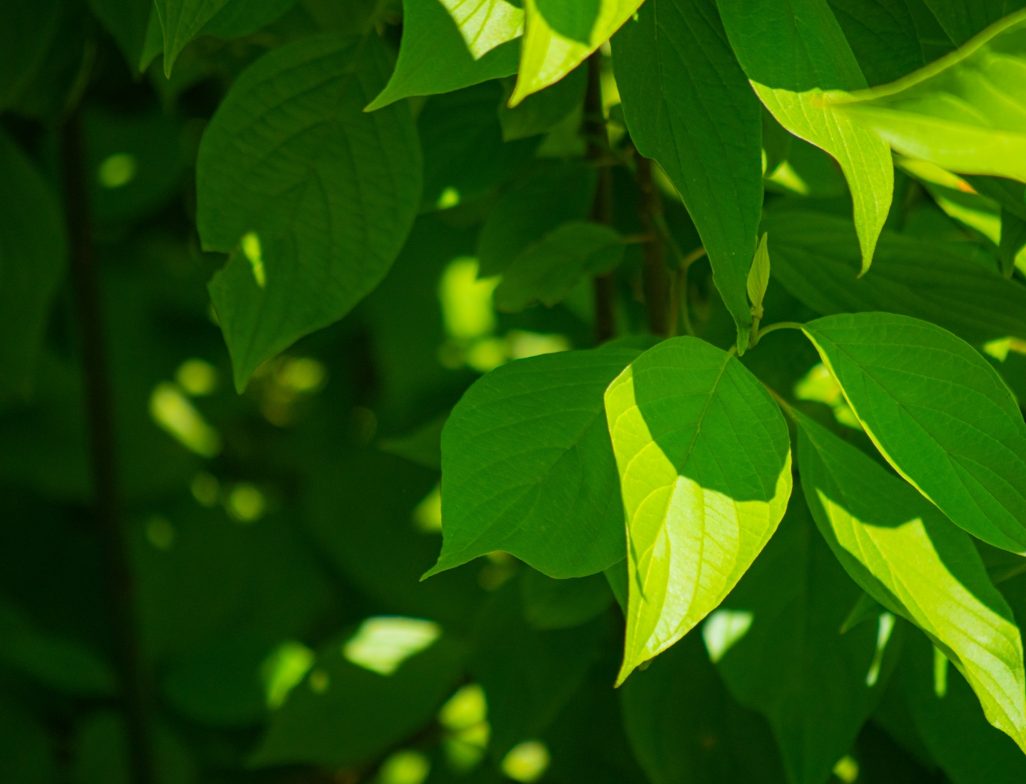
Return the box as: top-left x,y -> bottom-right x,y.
510,0 -> 644,105
494,221 -> 625,312
747,233 -> 770,322
197,35 -> 421,390
764,210 -> 1026,344
614,0 -> 763,352
803,312 -> 1026,554
367,0 -> 523,110
427,346 -> 640,580
605,337 -> 793,683
718,0 -> 894,273
708,500 -> 895,784
833,11 -> 1026,182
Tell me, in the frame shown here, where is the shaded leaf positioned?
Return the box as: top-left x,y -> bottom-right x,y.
428,346 -> 639,579
197,35 -> 421,390
153,0 -> 229,76
614,0 -> 763,351
803,312 -> 1026,554
605,336 -> 793,683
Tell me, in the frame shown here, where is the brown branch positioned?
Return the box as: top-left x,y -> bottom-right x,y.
584,52 -> 616,344
635,155 -> 672,336
61,110 -> 154,784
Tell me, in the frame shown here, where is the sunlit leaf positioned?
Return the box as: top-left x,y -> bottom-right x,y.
718,0 -> 893,273
803,312 -> 1026,554
796,410 -> 1026,753
605,337 -> 792,683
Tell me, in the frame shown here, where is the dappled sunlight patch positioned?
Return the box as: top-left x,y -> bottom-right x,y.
225,482 -> 266,524
261,641 -> 314,709
702,609 -> 754,664
97,153 -> 137,189
501,740 -> 550,783
379,749 -> 431,784
794,363 -> 860,429
149,382 -> 222,457
175,358 -> 218,396
342,617 -> 442,676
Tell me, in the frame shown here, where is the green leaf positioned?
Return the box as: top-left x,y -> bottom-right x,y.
764,210 -> 1026,344
510,0 -> 644,105
427,346 -> 639,580
718,0 -> 894,273
520,569 -> 613,630
621,635 -> 787,784
153,0 -> 229,76
494,221 -> 625,312
87,0 -> 153,71
1000,208 -> 1026,277
0,132 -> 66,401
833,10 -> 1026,182
367,0 -> 523,110
796,410 -> 1026,753
802,312 -> 1026,554
604,337 -> 793,683
197,35 -> 421,390
613,0 -> 763,352
828,0 -> 932,85
252,621 -> 466,768
923,0 -> 1026,42
707,500 -> 895,784
747,232 -> 770,321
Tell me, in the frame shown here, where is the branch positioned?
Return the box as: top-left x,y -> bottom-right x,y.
635,155 -> 672,336
584,53 -> 616,344
61,110 -> 154,784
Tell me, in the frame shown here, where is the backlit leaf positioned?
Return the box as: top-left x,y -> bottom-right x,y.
803,312 -> 1026,554
605,337 -> 792,683
797,410 -> 1026,753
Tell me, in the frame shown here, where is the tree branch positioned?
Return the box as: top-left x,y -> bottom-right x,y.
584,53 -> 616,344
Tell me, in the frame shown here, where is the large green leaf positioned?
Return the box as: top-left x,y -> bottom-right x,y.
708,500 -> 894,784
604,337 -> 792,683
494,221 -> 625,312
0,132 -> 66,401
764,210 -> 1026,344
367,0 -> 522,109
828,0 -> 931,85
613,0 -> 762,352
834,10 -> 1026,182
621,635 -> 786,784
197,35 -> 421,390
923,0 -> 1026,42
426,346 -> 639,580
796,411 -> 1026,752
803,313 -> 1026,554
717,0 -> 893,273
511,0 -> 644,105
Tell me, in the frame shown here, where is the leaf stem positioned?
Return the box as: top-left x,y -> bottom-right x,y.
61,110 -> 154,784
751,320 -> 805,347
585,52 -> 616,344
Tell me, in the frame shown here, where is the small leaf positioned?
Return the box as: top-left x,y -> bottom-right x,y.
510,0 -> 644,105
613,0 -> 763,352
197,35 -> 421,390
153,0 -> 229,76
747,233 -> 770,321
764,209 -> 1026,344
605,337 -> 793,683
833,10 -> 1026,182
494,221 -> 625,312
367,0 -> 522,110
718,0 -> 894,273
797,410 -> 1026,753
427,346 -> 640,580
802,312 -> 1026,554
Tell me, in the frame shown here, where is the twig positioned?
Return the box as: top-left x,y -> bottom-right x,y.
635,155 -> 672,336
585,52 -> 616,344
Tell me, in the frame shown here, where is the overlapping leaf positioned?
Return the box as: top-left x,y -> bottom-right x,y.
427,346 -> 639,580
803,312 -> 1026,553
511,0 -> 644,105
605,337 -> 792,683
197,35 -> 421,390
764,210 -> 1026,344
833,10 -> 1026,182
368,0 -> 522,109
798,410 -> 1026,752
718,0 -> 893,272
613,0 -> 762,351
